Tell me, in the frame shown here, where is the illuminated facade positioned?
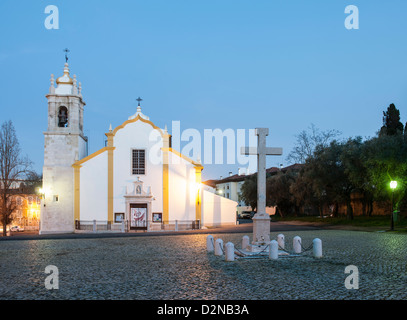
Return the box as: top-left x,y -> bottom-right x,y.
12,194 -> 41,230
1,180 -> 41,230
40,62 -> 237,234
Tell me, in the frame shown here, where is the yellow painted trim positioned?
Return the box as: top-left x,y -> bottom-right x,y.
74,166 -> 80,222
162,148 -> 169,224
72,146 -> 115,223
106,115 -> 164,223
162,147 -> 204,168
107,146 -> 114,223
73,147 -> 109,167
110,114 -> 165,137
195,167 -> 202,222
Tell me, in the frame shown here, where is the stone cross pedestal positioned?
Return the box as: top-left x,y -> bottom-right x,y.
241,128 -> 282,246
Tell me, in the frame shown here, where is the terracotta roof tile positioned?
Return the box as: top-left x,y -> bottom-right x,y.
202,163 -> 304,186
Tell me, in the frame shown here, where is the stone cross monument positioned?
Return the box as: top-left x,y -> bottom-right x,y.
241,128 -> 282,245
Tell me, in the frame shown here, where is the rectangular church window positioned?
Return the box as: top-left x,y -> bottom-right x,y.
132,149 -> 146,175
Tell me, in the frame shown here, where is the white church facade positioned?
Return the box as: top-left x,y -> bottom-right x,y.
40,63 -> 237,234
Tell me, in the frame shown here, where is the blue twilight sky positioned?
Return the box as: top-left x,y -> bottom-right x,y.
0,0 -> 406,181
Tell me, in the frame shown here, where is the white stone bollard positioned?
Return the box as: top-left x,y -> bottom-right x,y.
225,242 -> 235,262
313,238 -> 322,258
93,220 -> 97,233
121,221 -> 125,233
293,236 -> 302,254
277,234 -> 285,249
206,235 -> 214,252
242,235 -> 250,250
214,239 -> 224,256
269,240 -> 278,260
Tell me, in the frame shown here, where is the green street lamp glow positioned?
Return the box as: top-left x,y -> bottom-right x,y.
390,181 -> 397,231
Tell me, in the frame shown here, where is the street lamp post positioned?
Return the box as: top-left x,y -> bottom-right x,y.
390,181 -> 397,231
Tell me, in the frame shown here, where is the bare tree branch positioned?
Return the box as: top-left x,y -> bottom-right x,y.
287,123 -> 341,164
0,120 -> 33,236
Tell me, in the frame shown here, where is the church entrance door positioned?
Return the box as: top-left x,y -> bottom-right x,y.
129,203 -> 148,230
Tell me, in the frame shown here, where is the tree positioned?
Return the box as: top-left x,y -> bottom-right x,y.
24,171 -> 43,194
0,120 -> 32,236
341,137 -> 374,216
362,133 -> 407,211
287,123 -> 341,164
380,103 -> 404,136
296,141 -> 356,219
239,174 -> 257,212
266,171 -> 298,217
290,167 -> 324,216
287,103 -> 407,219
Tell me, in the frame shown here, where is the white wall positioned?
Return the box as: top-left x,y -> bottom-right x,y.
113,121 -> 163,217
74,117 -> 242,228
201,190 -> 237,227
41,166 -> 74,233
78,135 -> 88,160
215,181 -> 246,205
168,151 -> 197,221
41,133 -> 80,233
79,151 -> 108,221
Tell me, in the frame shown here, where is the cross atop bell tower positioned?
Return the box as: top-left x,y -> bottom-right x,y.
63,48 -> 70,63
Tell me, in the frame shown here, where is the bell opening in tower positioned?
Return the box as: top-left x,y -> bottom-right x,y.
58,106 -> 68,127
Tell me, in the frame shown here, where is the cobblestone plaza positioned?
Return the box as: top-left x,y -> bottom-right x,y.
0,229 -> 406,300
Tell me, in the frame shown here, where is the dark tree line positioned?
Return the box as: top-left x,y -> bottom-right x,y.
240,103 -> 407,219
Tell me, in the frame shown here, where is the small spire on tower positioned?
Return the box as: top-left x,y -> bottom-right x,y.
56,63 -> 73,85
73,75 -> 78,95
50,74 -> 55,94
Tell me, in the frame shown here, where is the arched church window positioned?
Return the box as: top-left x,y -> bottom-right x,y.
58,106 -> 69,127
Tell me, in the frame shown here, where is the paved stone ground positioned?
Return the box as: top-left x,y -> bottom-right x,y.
0,229 -> 406,300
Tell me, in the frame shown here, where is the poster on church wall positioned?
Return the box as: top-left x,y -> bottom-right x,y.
114,212 -> 124,223
153,212 -> 162,222
130,207 -> 146,227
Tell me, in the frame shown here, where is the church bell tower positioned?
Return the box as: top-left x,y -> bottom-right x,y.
40,61 -> 88,234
